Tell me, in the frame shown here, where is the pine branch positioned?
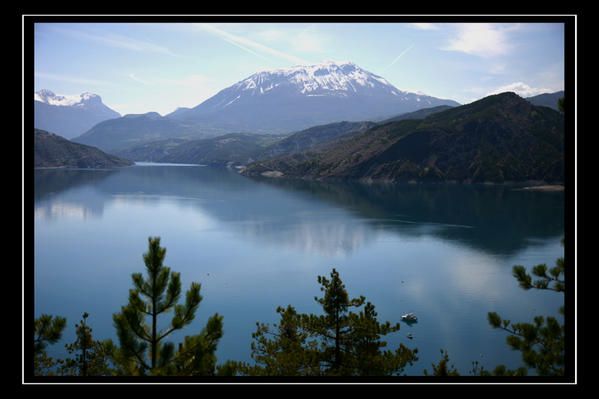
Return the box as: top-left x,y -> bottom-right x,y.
157,303 -> 195,342
127,320 -> 152,343
172,337 -> 210,368
122,341 -> 150,371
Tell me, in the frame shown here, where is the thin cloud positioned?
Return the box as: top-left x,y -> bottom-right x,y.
290,25 -> 328,53
35,72 -> 111,86
254,25 -> 328,54
386,44 -> 414,69
443,24 -> 515,57
194,24 -> 310,65
410,23 -> 439,30
51,26 -> 178,56
220,36 -> 270,61
489,64 -> 507,75
255,28 -> 287,42
128,73 -> 151,85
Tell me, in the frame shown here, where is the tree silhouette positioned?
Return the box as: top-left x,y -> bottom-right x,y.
487,240 -> 565,376
242,268 -> 418,376
34,314 -> 67,375
111,236 -> 224,375
60,313 -> 114,376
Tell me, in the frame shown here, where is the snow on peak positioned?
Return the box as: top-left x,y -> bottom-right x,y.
234,61 -> 401,96
35,89 -> 56,99
34,90 -> 102,107
80,92 -> 100,101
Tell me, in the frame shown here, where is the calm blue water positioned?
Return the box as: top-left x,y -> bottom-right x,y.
34,164 -> 565,375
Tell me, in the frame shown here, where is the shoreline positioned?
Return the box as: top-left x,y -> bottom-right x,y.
514,185 -> 564,192
243,171 -> 565,189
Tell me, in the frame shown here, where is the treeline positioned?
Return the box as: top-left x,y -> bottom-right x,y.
34,237 -> 565,377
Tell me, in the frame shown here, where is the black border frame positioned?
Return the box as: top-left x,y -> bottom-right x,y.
22,13 -> 581,386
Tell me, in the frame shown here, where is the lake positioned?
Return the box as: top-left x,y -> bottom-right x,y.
33,164 -> 565,375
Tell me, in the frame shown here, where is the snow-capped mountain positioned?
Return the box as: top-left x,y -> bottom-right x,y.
34,90 -> 121,139
231,61 -> 400,97
34,90 -> 105,107
169,61 -> 459,133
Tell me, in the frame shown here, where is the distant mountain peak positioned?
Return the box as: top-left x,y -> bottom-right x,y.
34,90 -> 121,139
167,62 -> 460,133
496,91 -> 522,98
34,90 -> 103,107
261,60 -> 358,75
80,92 -> 101,102
477,91 -> 530,107
36,89 -> 56,98
235,61 -> 398,97
319,60 -> 354,65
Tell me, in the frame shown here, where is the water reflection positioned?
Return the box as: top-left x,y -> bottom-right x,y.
34,166 -> 564,256
35,169 -> 115,200
35,169 -> 118,220
33,165 -> 565,373
254,178 -> 565,255
34,202 -> 96,220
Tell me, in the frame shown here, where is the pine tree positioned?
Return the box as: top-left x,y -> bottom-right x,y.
423,351 -> 529,376
423,350 -> 460,376
170,314 -> 228,376
347,301 -> 417,375
60,313 -> 114,376
244,268 -> 418,376
112,236 -> 224,375
487,239 -> 565,376
34,314 -> 66,375
303,268 -> 366,373
242,305 -> 321,376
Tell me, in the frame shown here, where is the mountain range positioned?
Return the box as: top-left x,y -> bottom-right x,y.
62,61 -> 460,152
35,62 -> 563,159
32,61 -> 564,184
70,91 -> 564,184
242,92 -> 564,183
34,90 -> 121,139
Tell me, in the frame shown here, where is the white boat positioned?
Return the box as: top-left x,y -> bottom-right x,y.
401,313 -> 418,322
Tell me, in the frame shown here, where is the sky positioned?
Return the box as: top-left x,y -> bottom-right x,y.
34,22 -> 565,116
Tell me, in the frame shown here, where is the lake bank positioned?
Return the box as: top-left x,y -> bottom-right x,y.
515,185 -> 565,192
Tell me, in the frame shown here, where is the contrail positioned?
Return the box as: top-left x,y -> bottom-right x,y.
195,24 -> 309,65
387,44 -> 414,69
